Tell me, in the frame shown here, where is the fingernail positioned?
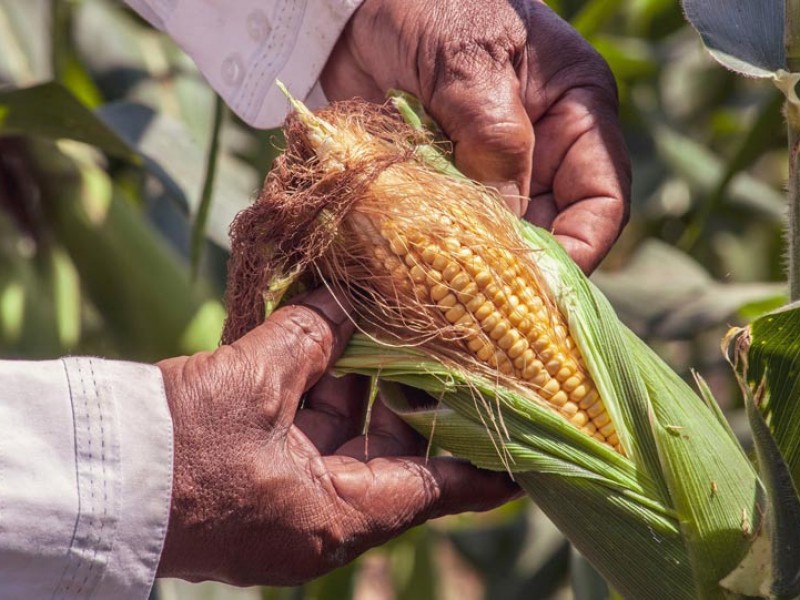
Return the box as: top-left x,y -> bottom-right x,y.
488,181 -> 527,217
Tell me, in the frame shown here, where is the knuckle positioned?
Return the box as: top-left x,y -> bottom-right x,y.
273,305 -> 334,366
425,2 -> 524,89
468,118 -> 533,161
561,49 -> 619,109
585,53 -> 619,107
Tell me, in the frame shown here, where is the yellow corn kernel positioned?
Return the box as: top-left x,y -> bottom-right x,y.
438,293 -> 458,309
374,230 -> 620,453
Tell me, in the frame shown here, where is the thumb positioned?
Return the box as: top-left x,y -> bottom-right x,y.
426,65 -> 533,217
232,287 -> 356,424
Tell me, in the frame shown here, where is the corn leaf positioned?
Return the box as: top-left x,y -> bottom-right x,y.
724,302 -> 800,597
521,222 -> 761,599
0,82 -> 139,162
29,140 -> 224,359
743,380 -> 800,598
681,0 -> 785,78
743,302 -> 800,486
338,339 -> 693,599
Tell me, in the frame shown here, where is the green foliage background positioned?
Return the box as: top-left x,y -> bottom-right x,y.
0,0 -> 789,598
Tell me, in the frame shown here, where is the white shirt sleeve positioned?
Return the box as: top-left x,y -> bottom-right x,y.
125,0 -> 365,128
0,358 -> 173,599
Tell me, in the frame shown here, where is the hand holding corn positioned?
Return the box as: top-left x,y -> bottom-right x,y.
155,288 -> 518,586
321,0 -> 630,273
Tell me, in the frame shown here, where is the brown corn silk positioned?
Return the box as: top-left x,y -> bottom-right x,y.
223,100 -> 621,453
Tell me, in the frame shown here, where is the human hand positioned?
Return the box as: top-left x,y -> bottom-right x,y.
155,288 -> 518,586
320,0 -> 631,273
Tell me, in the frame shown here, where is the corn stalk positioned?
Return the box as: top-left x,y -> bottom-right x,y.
787,0 -> 800,301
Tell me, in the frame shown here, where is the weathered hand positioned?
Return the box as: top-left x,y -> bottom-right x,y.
321,0 -> 631,273
156,288 -> 517,586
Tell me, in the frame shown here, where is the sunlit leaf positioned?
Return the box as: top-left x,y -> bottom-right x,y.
723,311 -> 800,597
741,303 -> 800,489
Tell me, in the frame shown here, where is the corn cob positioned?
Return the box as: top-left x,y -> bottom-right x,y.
360,214 -> 621,453
225,90 -> 621,453
223,91 -> 768,599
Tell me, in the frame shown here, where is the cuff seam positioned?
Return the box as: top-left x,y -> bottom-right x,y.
53,358 -> 121,599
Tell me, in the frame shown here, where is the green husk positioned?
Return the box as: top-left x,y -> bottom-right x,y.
227,90 -> 765,598
335,221 -> 762,599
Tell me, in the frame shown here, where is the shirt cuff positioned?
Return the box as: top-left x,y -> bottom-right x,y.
127,0 -> 362,128
0,358 -> 173,599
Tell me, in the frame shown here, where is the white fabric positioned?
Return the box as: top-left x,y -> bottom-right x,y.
0,358 -> 173,599
125,0 -> 364,128
0,2 -> 364,594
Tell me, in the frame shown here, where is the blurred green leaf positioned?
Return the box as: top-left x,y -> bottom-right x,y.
96,102 -> 256,250
191,95 -> 225,277
50,0 -> 102,107
0,82 -> 139,161
571,548 -> 610,600
303,561 -> 357,600
593,240 -> 785,339
392,528 -> 436,600
571,0 -> 623,37
592,35 -> 658,81
625,0 -> 682,38
0,0 -> 50,85
32,139 -> 223,359
650,123 -> 786,224
680,90 -> 785,249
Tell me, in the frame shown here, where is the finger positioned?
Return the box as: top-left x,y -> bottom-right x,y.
425,57 -> 534,217
522,6 -> 631,273
294,373 -> 370,454
525,87 -> 629,273
335,396 -> 427,460
232,287 -> 356,426
320,30 -> 384,102
325,455 -> 520,549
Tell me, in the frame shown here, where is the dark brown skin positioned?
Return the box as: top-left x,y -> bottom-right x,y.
157,288 -> 519,585
157,0 -> 629,585
321,0 -> 631,274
